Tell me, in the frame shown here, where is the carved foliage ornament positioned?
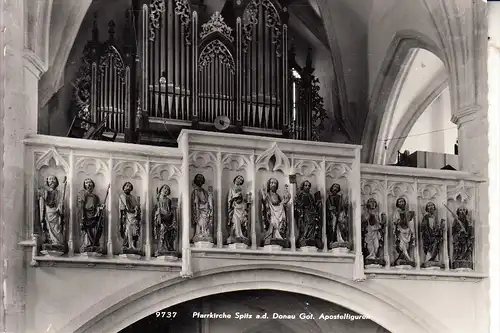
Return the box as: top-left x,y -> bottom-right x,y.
149,0 -> 192,43
98,45 -> 126,80
199,40 -> 236,74
149,0 -> 166,41
175,0 -> 193,44
242,0 -> 282,56
73,42 -> 98,128
200,12 -> 234,43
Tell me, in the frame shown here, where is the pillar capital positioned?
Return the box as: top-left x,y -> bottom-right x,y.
23,50 -> 48,80
451,105 -> 481,126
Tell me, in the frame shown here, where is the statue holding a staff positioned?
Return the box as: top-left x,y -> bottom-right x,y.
38,175 -> 67,255
78,179 -> 109,255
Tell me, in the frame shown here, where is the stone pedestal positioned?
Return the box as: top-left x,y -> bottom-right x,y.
40,250 -> 64,257
263,245 -> 282,251
330,247 -> 349,254
228,243 -> 249,250
194,241 -> 214,249
119,254 -> 142,260
80,252 -> 103,258
156,255 -> 179,261
298,246 -> 318,253
394,265 -> 413,270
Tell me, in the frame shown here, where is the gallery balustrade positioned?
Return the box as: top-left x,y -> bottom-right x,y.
21,131 -> 484,281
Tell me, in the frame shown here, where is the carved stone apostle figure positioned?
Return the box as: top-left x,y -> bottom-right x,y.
451,206 -> 474,270
295,180 -> 322,249
119,182 -> 142,255
78,178 -> 107,254
392,197 -> 416,267
261,178 -> 291,248
420,202 -> 445,269
38,175 -> 67,255
227,175 -> 251,246
191,174 -> 214,243
326,183 -> 350,249
361,198 -> 386,266
153,184 -> 177,256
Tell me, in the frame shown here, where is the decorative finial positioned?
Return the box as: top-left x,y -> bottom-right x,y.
108,20 -> 116,40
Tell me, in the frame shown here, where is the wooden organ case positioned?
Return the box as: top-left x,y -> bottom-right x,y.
73,0 -> 328,145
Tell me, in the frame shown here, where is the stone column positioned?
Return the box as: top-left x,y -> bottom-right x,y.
1,0 -> 48,331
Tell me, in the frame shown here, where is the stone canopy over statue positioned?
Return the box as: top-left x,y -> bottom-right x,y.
295,180 -> 322,250
326,183 -> 350,251
227,175 -> 251,247
261,177 -> 291,248
77,178 -> 109,256
361,198 -> 386,267
118,182 -> 142,257
191,174 -> 214,245
392,197 -> 416,267
38,175 -> 67,256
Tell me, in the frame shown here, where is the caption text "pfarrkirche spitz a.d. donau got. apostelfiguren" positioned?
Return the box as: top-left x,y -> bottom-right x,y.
179,312 -> 371,321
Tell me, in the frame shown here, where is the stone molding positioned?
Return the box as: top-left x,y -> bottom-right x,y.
451,105 -> 482,126
23,50 -> 48,80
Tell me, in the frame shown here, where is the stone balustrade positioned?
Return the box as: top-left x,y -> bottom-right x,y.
20,130 -> 486,281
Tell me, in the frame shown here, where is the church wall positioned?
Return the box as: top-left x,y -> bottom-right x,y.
24,264 -> 178,333
23,262 -> 487,333
366,278 -> 489,333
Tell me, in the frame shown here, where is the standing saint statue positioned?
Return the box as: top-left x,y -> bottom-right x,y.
450,206 -> 474,270
153,184 -> 177,257
326,183 -> 350,249
38,175 -> 67,255
227,175 -> 251,246
295,180 -> 322,249
420,202 -> 445,269
77,178 -> 109,254
119,182 -> 142,255
191,174 -> 214,243
361,198 -> 386,266
392,197 -> 416,267
261,178 -> 291,248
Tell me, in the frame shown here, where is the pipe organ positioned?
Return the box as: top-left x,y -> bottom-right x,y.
73,0 -> 327,144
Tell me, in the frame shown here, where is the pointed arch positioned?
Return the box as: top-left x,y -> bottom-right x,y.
362,30 -> 445,163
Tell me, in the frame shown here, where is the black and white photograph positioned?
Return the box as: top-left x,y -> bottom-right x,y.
0,0 -> 499,332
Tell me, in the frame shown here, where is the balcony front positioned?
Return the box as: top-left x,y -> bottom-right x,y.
22,130 -> 486,282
